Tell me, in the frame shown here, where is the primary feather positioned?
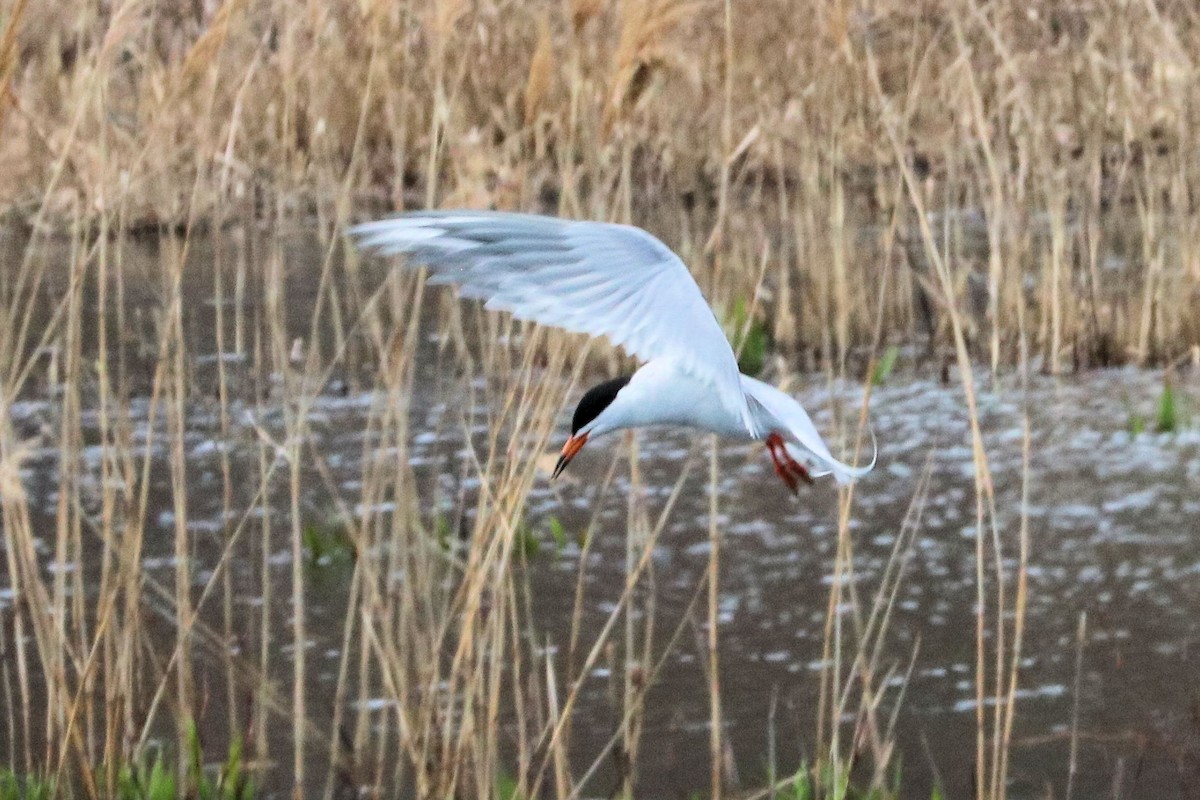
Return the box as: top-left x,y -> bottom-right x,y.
351,210 -> 758,436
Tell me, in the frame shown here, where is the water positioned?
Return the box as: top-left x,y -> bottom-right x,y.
6,353 -> 1199,797
522,368 -> 1200,798
2,230 -> 1199,797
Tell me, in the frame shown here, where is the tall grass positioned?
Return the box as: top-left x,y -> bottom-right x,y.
3,0 -> 1198,365
0,0 -> 1191,796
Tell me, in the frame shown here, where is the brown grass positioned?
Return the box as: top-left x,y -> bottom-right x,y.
0,0 -> 1192,797
3,0 -> 1197,363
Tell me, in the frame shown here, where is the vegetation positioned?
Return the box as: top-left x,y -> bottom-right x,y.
1155,372 -> 1181,433
870,346 -> 900,387
1126,371 -> 1189,435
725,296 -> 772,376
2,0 -> 1198,367
0,0 -> 1193,797
302,516 -> 356,568
0,726 -> 252,800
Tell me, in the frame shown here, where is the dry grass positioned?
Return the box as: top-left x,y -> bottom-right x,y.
2,0 -> 1197,364
0,0 -> 1192,797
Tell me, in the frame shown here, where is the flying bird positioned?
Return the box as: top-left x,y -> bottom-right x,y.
352,210 -> 874,493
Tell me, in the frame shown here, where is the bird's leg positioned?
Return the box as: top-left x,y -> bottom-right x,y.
765,433 -> 800,495
766,432 -> 815,493
778,442 -> 815,486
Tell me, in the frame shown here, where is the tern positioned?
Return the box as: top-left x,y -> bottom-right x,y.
352,210 -> 874,493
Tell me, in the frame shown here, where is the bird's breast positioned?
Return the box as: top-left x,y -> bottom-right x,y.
616,363 -> 752,439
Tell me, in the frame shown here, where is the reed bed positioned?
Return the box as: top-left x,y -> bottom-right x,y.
0,0 -> 1193,797
0,219 -> 929,798
5,0 -> 1200,366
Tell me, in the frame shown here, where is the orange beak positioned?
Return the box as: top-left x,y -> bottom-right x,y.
552,433 -> 588,479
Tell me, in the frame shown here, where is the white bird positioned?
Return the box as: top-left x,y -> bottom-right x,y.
351,210 -> 874,493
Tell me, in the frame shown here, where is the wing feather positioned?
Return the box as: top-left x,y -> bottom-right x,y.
352,210 -> 753,432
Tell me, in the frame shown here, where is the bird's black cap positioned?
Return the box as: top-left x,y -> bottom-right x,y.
571,376 -> 631,434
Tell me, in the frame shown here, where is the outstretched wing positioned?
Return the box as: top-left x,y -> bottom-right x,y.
740,374 -> 875,485
352,210 -> 754,433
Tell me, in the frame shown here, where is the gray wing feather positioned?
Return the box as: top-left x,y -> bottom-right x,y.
351,210 -> 753,433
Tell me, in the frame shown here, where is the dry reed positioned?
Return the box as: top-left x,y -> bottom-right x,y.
0,0 -> 1193,797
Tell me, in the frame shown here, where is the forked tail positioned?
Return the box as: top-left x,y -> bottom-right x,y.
740,373 -> 877,486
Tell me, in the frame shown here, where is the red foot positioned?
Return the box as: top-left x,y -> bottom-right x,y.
765,432 -> 814,495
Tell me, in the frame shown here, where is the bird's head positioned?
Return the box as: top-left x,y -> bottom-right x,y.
552,375 -> 632,479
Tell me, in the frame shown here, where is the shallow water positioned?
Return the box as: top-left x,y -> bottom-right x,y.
520,367 -> 1200,798
3,228 -> 1200,797
6,351 -> 1200,797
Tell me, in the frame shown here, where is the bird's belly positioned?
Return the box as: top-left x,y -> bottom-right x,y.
623,369 -> 752,439
668,402 -> 751,438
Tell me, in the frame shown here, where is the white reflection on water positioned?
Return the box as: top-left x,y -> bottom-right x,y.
5,366 -> 1199,796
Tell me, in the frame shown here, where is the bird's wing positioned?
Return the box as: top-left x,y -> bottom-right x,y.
739,374 -> 875,485
352,210 -> 755,433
